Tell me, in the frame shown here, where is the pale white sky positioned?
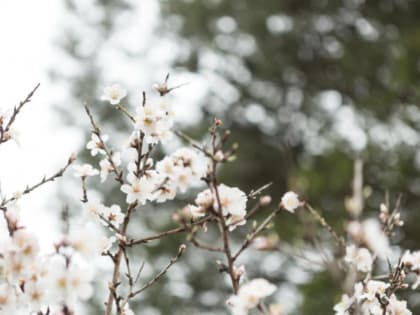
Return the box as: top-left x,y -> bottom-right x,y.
0,1 -> 81,244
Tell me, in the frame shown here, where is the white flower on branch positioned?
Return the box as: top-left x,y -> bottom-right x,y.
156,147 -> 208,193
11,230 -> 40,262
344,245 -> 373,273
121,303 -> 135,315
47,258 -> 93,305
185,204 -> 206,218
72,164 -> 99,178
226,214 -> 247,231
195,188 -> 214,209
99,152 -> 121,182
361,218 -> 391,259
153,180 -> 177,203
99,204 -> 124,228
86,133 -> 108,156
23,280 -> 49,312
357,280 -> 387,303
101,84 -> 127,105
333,294 -> 354,315
227,278 -> 276,315
401,251 -> 420,289
67,223 -> 114,259
388,295 -> 412,315
280,191 -> 300,213
82,199 -> 104,220
121,173 -> 155,205
0,283 -> 16,313
216,184 -> 247,217
135,101 -> 174,144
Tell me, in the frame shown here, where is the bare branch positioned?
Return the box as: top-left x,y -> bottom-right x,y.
0,83 -> 40,144
129,244 -> 186,298
0,154 -> 75,207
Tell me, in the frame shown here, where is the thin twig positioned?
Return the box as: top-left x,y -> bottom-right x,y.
233,207 -> 282,261
0,154 -> 75,207
174,130 -> 212,157
303,202 -> 345,250
0,83 -> 40,144
84,105 -> 124,184
115,104 -> 136,123
129,244 -> 186,298
126,216 -> 213,247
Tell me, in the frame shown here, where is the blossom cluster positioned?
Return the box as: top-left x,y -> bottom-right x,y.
3,81 -> 420,315
0,202 -> 97,313
333,197 -> 417,314
0,80 -> 319,315
334,280 -> 411,315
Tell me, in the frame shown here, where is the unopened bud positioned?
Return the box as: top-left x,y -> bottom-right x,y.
214,118 -> 222,126
259,195 -> 272,206
380,203 -> 388,213
214,150 -> 224,162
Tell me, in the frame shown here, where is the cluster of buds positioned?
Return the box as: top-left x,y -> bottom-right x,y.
379,203 -> 404,236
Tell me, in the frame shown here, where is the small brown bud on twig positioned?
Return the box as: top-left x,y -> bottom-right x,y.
213,118 -> 222,126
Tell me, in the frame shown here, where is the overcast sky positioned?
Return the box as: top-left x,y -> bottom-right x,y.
0,1 -> 82,245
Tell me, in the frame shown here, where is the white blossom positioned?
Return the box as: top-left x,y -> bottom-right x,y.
215,184 -> 247,217
121,303 -> 135,315
98,204 -> 124,227
227,278 -> 276,314
82,199 -> 104,220
72,164 -> 99,178
99,152 -> 121,182
12,229 -> 40,261
0,283 -> 17,313
226,214 -> 247,231
23,280 -> 49,312
195,189 -> 214,209
387,295 -> 412,315
344,245 -> 373,273
361,219 -> 391,259
86,133 -> 108,156
121,173 -> 155,205
67,223 -> 111,259
185,204 -> 206,218
47,258 -> 93,305
135,101 -> 174,144
156,148 -> 208,193
333,294 -> 354,315
401,250 -> 420,288
101,84 -> 127,105
281,191 -> 300,213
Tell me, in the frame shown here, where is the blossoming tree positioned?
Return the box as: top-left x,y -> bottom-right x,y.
0,79 -> 418,315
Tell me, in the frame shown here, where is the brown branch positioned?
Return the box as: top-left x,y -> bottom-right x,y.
189,235 -> 224,252
174,130 -> 211,157
233,207 -> 282,261
128,244 -> 186,299
126,216 -> 213,247
114,104 -> 136,123
127,226 -> 185,246
105,201 -> 138,315
84,105 -> 124,184
207,121 -> 239,293
0,83 -> 40,144
248,182 -> 272,199
303,202 -> 345,250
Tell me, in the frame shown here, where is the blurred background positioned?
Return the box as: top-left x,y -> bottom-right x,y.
2,0 -> 420,314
